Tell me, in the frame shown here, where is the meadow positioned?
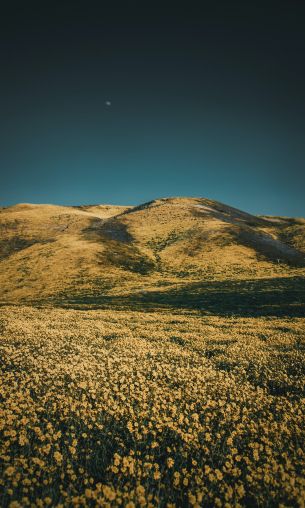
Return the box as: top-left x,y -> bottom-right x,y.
0,305 -> 304,507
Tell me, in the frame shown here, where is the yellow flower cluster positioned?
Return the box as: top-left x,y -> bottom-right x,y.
0,306 -> 304,507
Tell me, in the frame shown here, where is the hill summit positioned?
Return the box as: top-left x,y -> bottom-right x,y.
1,197 -> 305,308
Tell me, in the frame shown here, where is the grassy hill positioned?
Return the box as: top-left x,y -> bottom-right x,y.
0,197 -> 305,313
1,199 -> 305,507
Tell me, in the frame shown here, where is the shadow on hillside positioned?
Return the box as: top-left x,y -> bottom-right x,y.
0,237 -> 54,260
51,276 -> 305,317
192,205 -> 305,267
82,217 -> 156,274
82,217 -> 134,243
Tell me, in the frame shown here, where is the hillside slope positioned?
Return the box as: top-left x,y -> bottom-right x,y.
0,197 -> 304,306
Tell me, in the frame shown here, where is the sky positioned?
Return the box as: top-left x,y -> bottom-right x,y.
0,1 -> 305,216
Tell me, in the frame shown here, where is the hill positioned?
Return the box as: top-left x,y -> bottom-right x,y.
0,197 -> 305,312
1,200 -> 305,507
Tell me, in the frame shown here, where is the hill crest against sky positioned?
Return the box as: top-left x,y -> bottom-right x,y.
1,196 -> 305,306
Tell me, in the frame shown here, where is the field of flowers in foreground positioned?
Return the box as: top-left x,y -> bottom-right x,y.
0,306 -> 304,507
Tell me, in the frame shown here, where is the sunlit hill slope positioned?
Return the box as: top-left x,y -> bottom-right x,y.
0,197 -> 305,312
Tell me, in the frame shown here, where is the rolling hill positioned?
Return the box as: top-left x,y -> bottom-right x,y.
1,199 -> 305,507
0,197 -> 305,311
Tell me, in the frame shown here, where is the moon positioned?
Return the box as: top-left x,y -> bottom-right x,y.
105,100 -> 111,107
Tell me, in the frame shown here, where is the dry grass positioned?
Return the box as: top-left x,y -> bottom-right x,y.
1,198 -> 304,304
0,198 -> 304,506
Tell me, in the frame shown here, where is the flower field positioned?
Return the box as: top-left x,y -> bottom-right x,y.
0,306 -> 304,507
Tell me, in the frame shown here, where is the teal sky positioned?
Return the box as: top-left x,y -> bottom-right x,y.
1,2 -> 305,216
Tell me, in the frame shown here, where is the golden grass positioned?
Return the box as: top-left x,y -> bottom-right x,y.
0,306 -> 304,507
0,198 -> 304,505
1,198 -> 305,304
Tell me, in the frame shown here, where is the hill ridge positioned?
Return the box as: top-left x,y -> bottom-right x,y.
0,196 -> 304,306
